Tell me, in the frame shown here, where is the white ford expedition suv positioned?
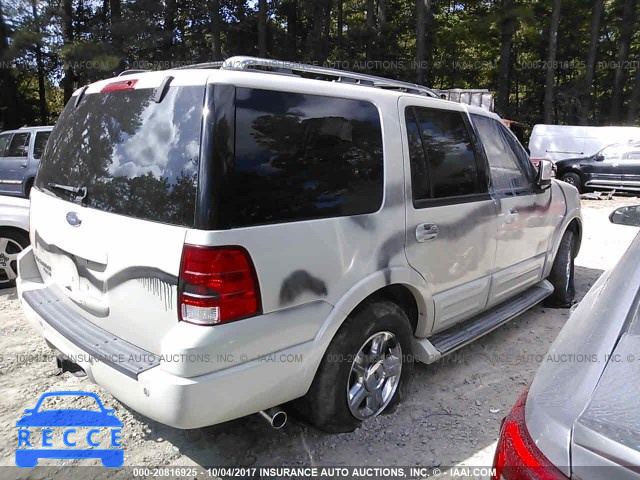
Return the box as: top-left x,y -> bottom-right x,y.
17,57 -> 581,433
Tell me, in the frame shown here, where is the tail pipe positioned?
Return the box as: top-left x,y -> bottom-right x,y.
55,354 -> 86,377
259,407 -> 287,429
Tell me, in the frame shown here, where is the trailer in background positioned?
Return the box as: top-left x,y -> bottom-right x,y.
433,89 -> 495,112
529,124 -> 640,163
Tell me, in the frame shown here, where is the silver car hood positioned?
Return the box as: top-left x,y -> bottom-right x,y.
526,232 -> 640,478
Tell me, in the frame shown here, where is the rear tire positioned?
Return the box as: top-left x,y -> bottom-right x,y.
297,299 -> 413,433
546,229 -> 576,307
561,172 -> 582,193
0,230 -> 29,289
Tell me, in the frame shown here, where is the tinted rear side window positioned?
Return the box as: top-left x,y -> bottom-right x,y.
0,133 -> 10,156
218,88 -> 383,228
35,86 -> 204,227
6,132 -> 30,157
409,106 -> 482,200
33,131 -> 51,160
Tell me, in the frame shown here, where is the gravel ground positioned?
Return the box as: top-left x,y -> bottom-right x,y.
0,196 -> 638,478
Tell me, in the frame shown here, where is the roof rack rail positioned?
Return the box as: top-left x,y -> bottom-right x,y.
218,56 -> 438,97
118,69 -> 150,77
173,61 -> 224,70
171,56 -> 438,97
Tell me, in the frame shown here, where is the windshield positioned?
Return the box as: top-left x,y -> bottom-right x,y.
35,86 -> 204,227
599,143 -> 640,162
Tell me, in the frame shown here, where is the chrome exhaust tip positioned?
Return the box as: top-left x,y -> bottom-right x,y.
259,407 -> 287,429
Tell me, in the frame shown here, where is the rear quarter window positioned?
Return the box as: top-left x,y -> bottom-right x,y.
217,88 -> 383,228
33,131 -> 51,160
0,133 -> 10,156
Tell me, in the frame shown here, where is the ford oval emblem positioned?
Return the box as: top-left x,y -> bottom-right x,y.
66,211 -> 81,227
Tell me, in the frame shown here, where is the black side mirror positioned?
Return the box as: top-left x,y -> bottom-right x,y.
595,153 -> 604,162
610,205 -> 640,227
536,160 -> 553,191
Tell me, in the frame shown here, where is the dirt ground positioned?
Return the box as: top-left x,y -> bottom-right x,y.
0,196 -> 638,478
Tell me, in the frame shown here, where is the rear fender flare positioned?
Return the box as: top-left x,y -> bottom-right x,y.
299,267 -> 433,389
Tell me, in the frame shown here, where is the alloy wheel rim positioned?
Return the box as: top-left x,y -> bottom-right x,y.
347,331 -> 402,420
0,237 -> 22,284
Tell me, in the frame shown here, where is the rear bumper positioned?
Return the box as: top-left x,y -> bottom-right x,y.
17,246 -> 328,429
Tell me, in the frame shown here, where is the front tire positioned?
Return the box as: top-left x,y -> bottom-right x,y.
299,300 -> 413,433
561,172 -> 582,193
546,229 -> 576,307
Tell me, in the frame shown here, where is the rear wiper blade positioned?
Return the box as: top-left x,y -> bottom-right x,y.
47,182 -> 88,204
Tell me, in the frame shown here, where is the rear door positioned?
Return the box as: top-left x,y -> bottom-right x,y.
471,115 -> 553,306
618,148 -> 640,189
30,73 -> 209,353
400,98 -> 498,333
0,131 -> 30,194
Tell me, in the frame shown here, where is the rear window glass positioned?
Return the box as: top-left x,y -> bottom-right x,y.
218,88 -> 383,228
35,86 -> 204,227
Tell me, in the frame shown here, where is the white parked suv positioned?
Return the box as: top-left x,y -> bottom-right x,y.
17,57 -> 581,432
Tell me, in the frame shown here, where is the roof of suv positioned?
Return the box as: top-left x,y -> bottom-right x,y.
1,126 -> 54,135
76,55 -> 498,121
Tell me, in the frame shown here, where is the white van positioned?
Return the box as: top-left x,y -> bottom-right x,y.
529,124 -> 640,162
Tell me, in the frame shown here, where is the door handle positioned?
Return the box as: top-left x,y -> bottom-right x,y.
505,209 -> 519,224
416,223 -> 439,242
20,163 -> 27,168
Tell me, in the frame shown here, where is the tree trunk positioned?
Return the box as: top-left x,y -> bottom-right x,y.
31,0 -> 47,124
101,0 -> 109,31
627,52 -> 640,123
322,0 -> 332,52
0,0 -> 17,128
544,0 -> 561,124
109,0 -> 124,72
164,0 -> 176,57
308,0 -> 331,64
416,0 -> 426,83
377,0 -> 387,61
378,0 -> 387,30
258,0 -> 267,57
286,0 -> 297,58
496,0 -> 516,117
62,0 -> 75,104
336,0 -> 343,48
611,0 -> 637,122
366,0 -> 375,62
581,0 -> 604,125
210,0 -> 222,61
415,0 -> 434,85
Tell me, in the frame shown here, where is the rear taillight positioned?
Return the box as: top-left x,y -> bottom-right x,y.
492,389 -> 569,480
178,245 -> 261,325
